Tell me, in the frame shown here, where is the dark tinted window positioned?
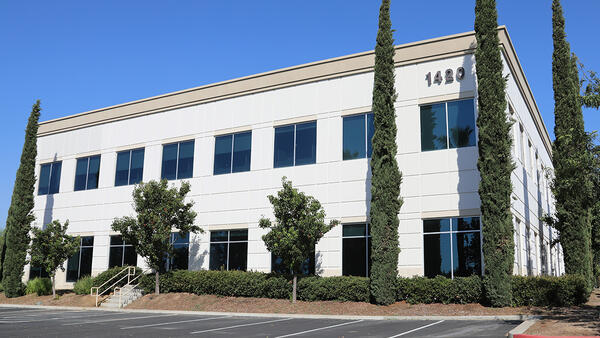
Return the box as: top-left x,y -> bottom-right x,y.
295,121 -> 316,166
209,229 -> 248,271
129,149 -> 145,184
169,232 -> 189,271
274,125 -> 294,168
161,141 -> 194,180
109,235 -> 137,268
161,143 -> 178,180
420,103 -> 447,151
271,252 -> 315,275
367,113 -> 374,158
232,132 -> 251,173
115,151 -> 130,186
116,148 -> 144,186
214,135 -> 232,175
447,100 -> 476,149
424,233 -> 452,278
423,219 -> 451,233
452,232 -> 481,277
66,236 -> 94,282
342,224 -> 370,277
343,114 -> 366,160
74,156 -> 100,191
38,161 -> 62,195
177,141 -> 194,179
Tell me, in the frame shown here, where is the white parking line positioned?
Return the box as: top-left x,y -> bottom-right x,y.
63,314 -> 176,326
0,309 -> 51,315
0,317 -> 64,323
0,310 -> 86,319
275,319 -> 364,337
189,317 -> 292,334
387,320 -> 445,338
121,315 -> 230,329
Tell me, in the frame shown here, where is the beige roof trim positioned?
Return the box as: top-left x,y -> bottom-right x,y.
37,27 -> 551,155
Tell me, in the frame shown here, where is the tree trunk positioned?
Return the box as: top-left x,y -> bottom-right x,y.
292,274 -> 297,303
51,274 -> 56,299
155,270 -> 160,295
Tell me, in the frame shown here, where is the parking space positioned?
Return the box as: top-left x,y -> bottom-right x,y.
0,306 -> 520,337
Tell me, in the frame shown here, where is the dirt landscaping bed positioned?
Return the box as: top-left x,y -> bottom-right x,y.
0,292 -> 96,307
525,289 -> 600,336
127,292 -> 528,316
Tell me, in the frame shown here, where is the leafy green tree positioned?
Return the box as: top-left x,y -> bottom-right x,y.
2,101 -> 41,298
474,0 -> 515,307
259,177 -> 338,303
111,179 -> 200,295
369,0 -> 403,306
29,220 -> 79,298
587,136 -> 600,285
550,0 -> 594,290
578,60 -> 600,109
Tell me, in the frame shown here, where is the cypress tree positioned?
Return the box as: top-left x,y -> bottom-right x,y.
369,0 -> 403,306
2,101 -> 41,297
474,0 -> 514,307
551,0 -> 594,290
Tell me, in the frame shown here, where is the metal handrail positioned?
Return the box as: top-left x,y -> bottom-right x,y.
113,268 -> 151,308
90,266 -> 136,307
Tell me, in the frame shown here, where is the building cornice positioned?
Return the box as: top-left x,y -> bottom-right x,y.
37,26 -> 552,156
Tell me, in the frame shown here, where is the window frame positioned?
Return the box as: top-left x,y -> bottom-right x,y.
115,148 -> 145,186
342,223 -> 371,277
166,232 -> 190,271
74,155 -> 101,191
419,98 -> 477,152
161,140 -> 195,180
38,161 -> 62,195
213,131 -> 252,175
209,229 -> 248,271
273,121 -> 317,168
108,235 -> 137,268
66,236 -> 94,282
422,217 -> 483,279
342,113 -> 374,161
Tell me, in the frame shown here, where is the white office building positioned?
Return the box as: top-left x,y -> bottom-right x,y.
27,27 -> 564,289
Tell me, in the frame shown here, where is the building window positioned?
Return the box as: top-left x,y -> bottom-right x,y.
343,113 -> 374,160
342,224 -> 371,277
108,235 -> 137,268
29,265 -> 49,280
161,140 -> 194,180
271,251 -> 315,275
115,148 -> 145,186
209,229 -> 248,271
38,161 -> 62,195
66,236 -> 94,282
169,232 -> 190,271
519,124 -> 525,164
423,217 -> 481,278
420,99 -> 476,151
274,121 -> 316,168
74,155 -> 100,191
522,222 -> 531,275
214,131 -> 252,175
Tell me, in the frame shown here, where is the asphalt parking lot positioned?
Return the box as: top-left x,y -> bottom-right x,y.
0,307 -> 520,337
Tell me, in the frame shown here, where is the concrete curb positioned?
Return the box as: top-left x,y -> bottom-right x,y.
507,319 -> 537,338
0,303 -> 533,322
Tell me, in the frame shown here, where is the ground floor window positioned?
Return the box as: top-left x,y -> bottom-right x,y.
342,223 -> 370,277
28,265 -> 49,280
168,232 -> 190,271
209,229 -> 247,271
423,217 -> 481,278
66,236 -> 94,282
271,251 -> 315,275
109,235 -> 137,268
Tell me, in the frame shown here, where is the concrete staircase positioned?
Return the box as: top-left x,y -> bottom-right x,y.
100,285 -> 143,308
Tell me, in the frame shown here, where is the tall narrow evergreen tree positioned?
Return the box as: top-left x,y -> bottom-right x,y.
2,101 -> 41,297
551,0 -> 593,290
474,0 -> 514,307
369,0 -> 402,306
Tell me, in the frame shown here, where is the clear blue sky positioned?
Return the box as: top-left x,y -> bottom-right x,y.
0,1 -> 598,229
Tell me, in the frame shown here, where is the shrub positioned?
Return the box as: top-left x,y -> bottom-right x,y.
73,276 -> 93,295
397,276 -> 482,304
511,274 -> 588,307
297,276 -> 369,302
92,266 -> 142,294
25,278 -> 52,296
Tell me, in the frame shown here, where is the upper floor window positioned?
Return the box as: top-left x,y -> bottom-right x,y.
420,99 -> 476,151
274,121 -> 316,168
214,131 -> 251,175
38,161 -> 62,195
423,217 -> 481,279
343,113 -> 374,160
74,155 -> 100,191
115,148 -> 144,186
161,140 -> 194,180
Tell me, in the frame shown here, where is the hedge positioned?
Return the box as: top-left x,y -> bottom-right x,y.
297,276 -> 369,302
73,276 -> 93,295
25,277 -> 52,296
511,274 -> 588,307
397,276 -> 482,304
